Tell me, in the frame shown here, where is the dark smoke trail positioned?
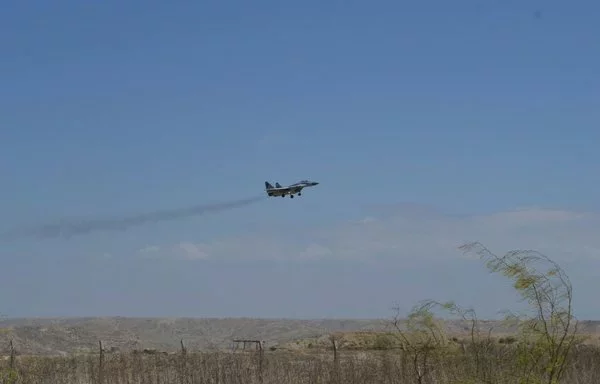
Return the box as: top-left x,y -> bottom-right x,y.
1,195 -> 264,241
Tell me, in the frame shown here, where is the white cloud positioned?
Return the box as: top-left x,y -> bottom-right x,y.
299,243 -> 333,260
174,242 -> 209,260
138,245 -> 160,254
137,245 -> 161,259
136,243 -> 210,260
138,206 -> 600,264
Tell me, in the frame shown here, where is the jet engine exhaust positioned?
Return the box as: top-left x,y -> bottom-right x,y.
1,195 -> 264,241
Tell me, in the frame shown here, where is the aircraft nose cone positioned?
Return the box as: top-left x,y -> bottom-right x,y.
313,182 -> 319,185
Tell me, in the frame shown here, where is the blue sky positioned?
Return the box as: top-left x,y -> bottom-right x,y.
1,0 -> 599,320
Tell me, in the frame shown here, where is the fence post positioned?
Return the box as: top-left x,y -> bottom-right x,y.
98,340 -> 104,384
180,339 -> 187,384
258,340 -> 264,384
9,339 -> 15,370
330,335 -> 338,363
330,335 -> 340,383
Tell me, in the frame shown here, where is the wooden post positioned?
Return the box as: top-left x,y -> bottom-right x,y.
9,339 -> 15,369
180,339 -> 187,384
330,335 -> 338,363
257,340 -> 264,384
98,340 -> 104,384
330,334 -> 340,384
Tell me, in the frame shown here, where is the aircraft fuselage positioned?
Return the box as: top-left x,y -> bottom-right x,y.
265,180 -> 319,198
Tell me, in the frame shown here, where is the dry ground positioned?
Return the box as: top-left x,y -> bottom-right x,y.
2,317 -> 600,356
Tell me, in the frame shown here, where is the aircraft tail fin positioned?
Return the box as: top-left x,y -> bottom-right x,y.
265,181 -> 274,189
275,182 -> 282,188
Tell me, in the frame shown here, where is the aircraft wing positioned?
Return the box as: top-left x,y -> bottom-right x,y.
275,186 -> 301,194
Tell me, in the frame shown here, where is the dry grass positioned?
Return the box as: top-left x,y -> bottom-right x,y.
1,341 -> 600,384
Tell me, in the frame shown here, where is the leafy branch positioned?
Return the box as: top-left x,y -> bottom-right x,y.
459,241 -> 579,384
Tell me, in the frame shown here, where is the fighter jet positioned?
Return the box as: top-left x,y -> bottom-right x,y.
265,180 -> 319,198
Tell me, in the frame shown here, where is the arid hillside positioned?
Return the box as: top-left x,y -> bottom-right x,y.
1,317 -> 600,356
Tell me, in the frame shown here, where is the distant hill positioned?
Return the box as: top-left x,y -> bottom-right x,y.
0,317 -> 599,356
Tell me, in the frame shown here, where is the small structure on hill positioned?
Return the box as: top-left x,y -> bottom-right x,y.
231,339 -> 264,352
